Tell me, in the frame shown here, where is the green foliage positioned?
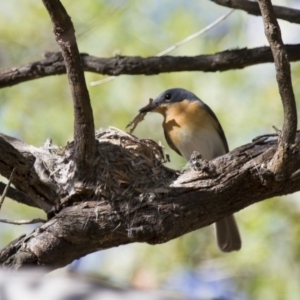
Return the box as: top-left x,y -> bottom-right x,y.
1,1 -> 300,298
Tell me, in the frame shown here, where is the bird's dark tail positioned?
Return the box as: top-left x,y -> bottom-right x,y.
215,215 -> 242,252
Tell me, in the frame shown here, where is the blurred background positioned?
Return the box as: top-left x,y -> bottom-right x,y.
1,0 -> 300,299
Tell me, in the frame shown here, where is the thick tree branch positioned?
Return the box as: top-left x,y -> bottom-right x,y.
211,0 -> 300,24
258,0 -> 297,175
1,131 -> 300,269
1,45 -> 300,88
0,134 -> 56,213
42,0 -> 95,173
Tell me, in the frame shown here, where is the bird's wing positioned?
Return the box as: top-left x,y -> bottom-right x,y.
202,102 -> 229,153
163,128 -> 182,156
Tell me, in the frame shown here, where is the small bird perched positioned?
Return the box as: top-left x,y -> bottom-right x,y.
139,88 -> 241,252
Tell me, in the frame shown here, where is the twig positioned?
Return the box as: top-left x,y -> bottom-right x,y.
0,218 -> 46,225
126,98 -> 153,134
0,168 -> 16,210
42,0 -> 95,172
291,168 -> 300,180
0,170 -> 46,226
0,183 -> 39,208
126,112 -> 147,135
257,0 -> 297,173
211,0 -> 300,24
90,10 -> 234,86
156,9 -> 234,56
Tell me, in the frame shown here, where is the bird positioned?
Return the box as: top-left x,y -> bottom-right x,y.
139,87 -> 241,252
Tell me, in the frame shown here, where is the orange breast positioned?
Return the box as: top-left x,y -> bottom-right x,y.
162,100 -> 226,160
164,100 -> 210,143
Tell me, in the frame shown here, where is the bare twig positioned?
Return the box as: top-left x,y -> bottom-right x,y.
0,168 -> 16,210
211,0 -> 300,24
0,183 -> 38,208
291,168 -> 300,180
257,0 -> 297,174
156,10 -> 234,57
0,218 -> 46,225
0,172 -> 46,230
2,44 -> 300,89
42,0 -> 95,173
91,10 -> 234,86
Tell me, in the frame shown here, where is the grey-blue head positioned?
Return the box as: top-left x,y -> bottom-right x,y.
139,88 -> 201,113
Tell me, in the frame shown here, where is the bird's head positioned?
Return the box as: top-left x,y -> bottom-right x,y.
139,88 -> 201,116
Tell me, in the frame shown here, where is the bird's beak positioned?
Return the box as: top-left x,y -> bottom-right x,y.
139,98 -> 158,113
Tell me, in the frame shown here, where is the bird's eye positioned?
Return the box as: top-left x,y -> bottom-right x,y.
164,93 -> 172,101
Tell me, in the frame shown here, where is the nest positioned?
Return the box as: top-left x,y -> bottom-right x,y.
49,128 -> 178,205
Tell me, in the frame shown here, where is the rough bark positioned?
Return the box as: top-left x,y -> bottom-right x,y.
1,131 -> 300,269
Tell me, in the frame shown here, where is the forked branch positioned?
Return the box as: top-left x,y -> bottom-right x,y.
258,0 -> 298,174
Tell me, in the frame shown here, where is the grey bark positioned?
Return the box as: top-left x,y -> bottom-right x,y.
1,130 -> 300,269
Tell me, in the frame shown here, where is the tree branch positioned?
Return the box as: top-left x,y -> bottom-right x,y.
1,45 -> 300,88
1,0 -> 300,272
0,134 -> 56,213
211,0 -> 300,24
42,0 -> 95,173
258,0 -> 298,175
1,131 -> 300,269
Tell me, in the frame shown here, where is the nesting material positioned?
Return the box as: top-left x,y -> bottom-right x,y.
47,128 -> 177,205
126,98 -> 153,134
91,128 -> 176,201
